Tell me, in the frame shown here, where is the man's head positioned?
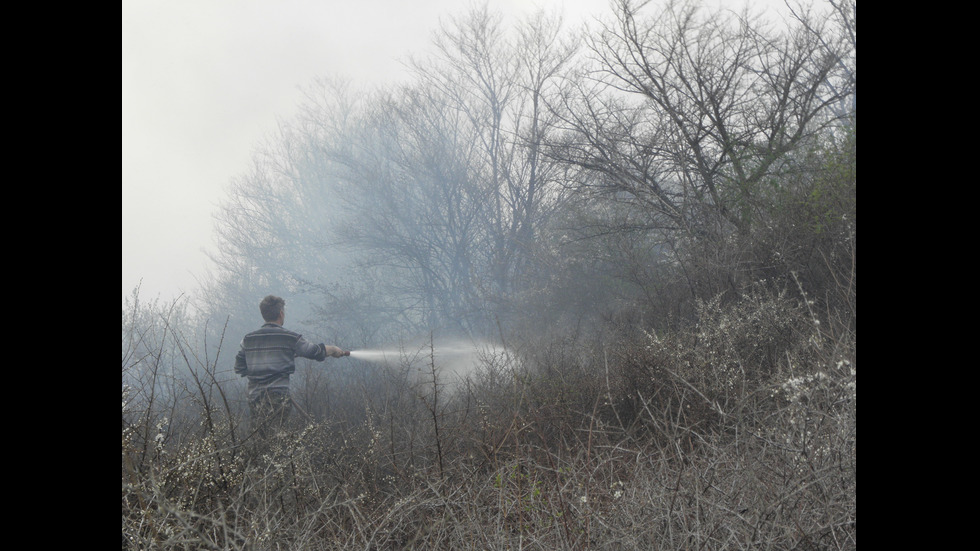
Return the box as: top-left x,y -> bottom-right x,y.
259,295 -> 286,323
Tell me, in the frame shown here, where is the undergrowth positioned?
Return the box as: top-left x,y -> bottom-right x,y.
122,285 -> 855,550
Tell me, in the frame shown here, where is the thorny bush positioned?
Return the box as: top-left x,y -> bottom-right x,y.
123,280 -> 854,550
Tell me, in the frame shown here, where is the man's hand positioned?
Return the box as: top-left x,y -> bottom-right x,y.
324,345 -> 349,358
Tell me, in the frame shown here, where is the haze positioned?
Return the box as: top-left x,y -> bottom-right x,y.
122,0 -> 606,303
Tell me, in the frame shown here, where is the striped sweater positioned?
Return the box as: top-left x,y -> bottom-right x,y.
233,323 -> 327,396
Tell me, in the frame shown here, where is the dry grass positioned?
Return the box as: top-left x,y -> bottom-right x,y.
123,286 -> 854,550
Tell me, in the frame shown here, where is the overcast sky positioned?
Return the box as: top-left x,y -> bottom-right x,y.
122,0 -> 615,304
122,0 -> 788,305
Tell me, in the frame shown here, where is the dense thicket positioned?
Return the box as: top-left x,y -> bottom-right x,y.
124,1 -> 855,548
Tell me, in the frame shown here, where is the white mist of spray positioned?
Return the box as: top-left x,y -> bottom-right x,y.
349,339 -> 512,385
348,349 -> 401,361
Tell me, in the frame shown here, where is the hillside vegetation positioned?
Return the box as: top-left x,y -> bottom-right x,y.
123,1 -> 855,548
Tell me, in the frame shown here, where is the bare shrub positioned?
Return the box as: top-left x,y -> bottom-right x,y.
124,273 -> 854,550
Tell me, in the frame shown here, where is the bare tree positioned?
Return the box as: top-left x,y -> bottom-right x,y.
280,6 -> 583,337
549,0 -> 853,240
402,6 -> 580,320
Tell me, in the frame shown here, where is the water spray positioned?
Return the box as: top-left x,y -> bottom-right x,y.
347,339 -> 514,382
348,349 -> 400,362
350,344 -> 486,361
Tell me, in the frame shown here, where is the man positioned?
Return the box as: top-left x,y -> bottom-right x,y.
234,295 -> 349,437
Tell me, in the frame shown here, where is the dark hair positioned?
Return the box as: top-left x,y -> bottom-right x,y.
259,295 -> 285,322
